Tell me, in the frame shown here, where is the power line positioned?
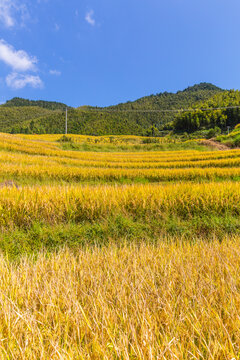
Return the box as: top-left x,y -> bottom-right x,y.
83,105 -> 240,113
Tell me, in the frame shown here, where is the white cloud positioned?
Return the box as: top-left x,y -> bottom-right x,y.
0,0 -> 28,28
0,0 -> 14,26
0,39 -> 37,71
49,69 -> 61,76
85,10 -> 95,26
6,72 -> 43,89
54,23 -> 60,31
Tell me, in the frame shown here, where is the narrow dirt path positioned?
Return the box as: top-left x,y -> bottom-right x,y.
200,139 -> 230,150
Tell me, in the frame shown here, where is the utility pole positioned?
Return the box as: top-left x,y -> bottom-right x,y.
65,107 -> 68,135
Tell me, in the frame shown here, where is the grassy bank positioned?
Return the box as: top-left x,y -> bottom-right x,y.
0,181 -> 240,259
60,140 -> 209,152
1,214 -> 240,260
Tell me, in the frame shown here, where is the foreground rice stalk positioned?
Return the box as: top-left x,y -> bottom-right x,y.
0,181 -> 239,228
0,240 -> 239,359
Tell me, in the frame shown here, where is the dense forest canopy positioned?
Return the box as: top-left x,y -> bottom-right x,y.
111,82 -> 222,110
3,97 -> 68,111
0,83 -> 227,135
173,90 -> 240,132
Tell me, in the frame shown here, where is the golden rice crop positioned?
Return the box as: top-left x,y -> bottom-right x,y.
0,182 -> 239,228
0,239 -> 240,359
2,133 -> 240,163
14,133 -> 180,144
2,134 -> 240,181
3,162 -> 240,182
1,134 -> 240,223
0,133 -> 234,183
2,135 -> 240,183
1,134 -> 240,359
1,133 -> 240,163
2,149 -> 240,169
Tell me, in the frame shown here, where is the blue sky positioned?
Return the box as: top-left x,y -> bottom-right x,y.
0,0 -> 239,107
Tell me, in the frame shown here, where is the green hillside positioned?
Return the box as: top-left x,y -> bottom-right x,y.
110,83 -> 222,111
174,90 -> 240,132
3,97 -> 68,111
0,106 -> 57,133
216,122 -> 240,147
0,83 -> 224,135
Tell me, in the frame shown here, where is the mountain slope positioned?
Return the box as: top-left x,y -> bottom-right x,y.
4,97 -> 68,111
174,90 -> 240,132
0,83 -> 224,135
109,83 -> 223,110
0,107 -> 58,133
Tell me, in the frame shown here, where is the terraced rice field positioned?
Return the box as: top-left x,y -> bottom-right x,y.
1,133 -> 240,359
1,133 -> 240,184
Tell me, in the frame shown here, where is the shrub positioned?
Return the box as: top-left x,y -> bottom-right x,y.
206,126 -> 221,139
58,135 -> 73,142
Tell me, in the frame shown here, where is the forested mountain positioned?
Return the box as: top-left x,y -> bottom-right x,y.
0,107 -> 55,133
110,83 -> 222,111
0,83 -> 224,135
3,97 -> 68,111
174,90 -> 240,132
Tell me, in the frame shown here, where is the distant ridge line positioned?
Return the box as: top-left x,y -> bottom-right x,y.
86,106 -> 240,113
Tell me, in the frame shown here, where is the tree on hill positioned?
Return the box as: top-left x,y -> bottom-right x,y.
3,97 -> 68,111
174,90 -> 240,133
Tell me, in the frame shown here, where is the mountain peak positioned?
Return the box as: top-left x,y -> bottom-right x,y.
3,97 -> 68,111
181,83 -> 224,93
